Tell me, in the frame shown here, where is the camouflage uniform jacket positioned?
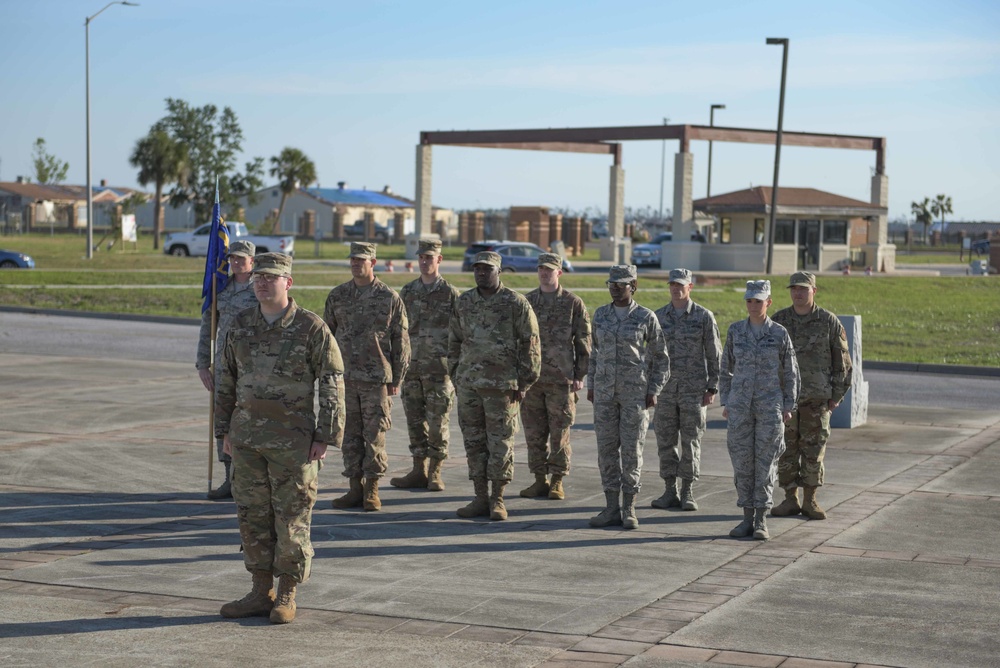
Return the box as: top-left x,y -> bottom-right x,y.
324,277 -> 410,385
653,299 -> 721,399
772,304 -> 852,403
588,301 -> 670,402
720,317 -> 799,414
195,279 -> 258,370
215,298 -> 346,449
399,276 -> 461,380
448,284 -> 541,391
525,286 -> 591,385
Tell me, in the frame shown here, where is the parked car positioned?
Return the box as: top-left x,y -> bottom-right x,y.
972,239 -> 990,256
0,249 -> 34,269
630,231 -> 707,267
343,220 -> 390,243
461,241 -> 573,273
163,222 -> 295,257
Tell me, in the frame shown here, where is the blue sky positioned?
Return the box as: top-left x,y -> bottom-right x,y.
1,0 -> 997,221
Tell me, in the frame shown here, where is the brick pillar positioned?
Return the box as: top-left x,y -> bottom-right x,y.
393,211 -> 406,244
563,217 -> 583,256
458,213 -> 470,244
672,152 -> 694,240
300,210 -> 316,238
512,221 -> 530,242
434,218 -> 447,242
333,209 -> 345,241
414,144 -> 432,238
363,211 -> 376,242
549,214 -> 563,247
471,212 -> 485,243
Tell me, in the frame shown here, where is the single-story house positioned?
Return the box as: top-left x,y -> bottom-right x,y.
682,186 -> 888,273
0,178 -> 141,232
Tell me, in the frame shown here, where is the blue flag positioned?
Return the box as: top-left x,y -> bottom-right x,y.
201,184 -> 230,313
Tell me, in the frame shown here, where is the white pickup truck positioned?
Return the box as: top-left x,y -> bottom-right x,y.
163,222 -> 295,257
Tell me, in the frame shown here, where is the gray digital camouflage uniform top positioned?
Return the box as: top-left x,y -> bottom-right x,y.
720,317 -> 800,509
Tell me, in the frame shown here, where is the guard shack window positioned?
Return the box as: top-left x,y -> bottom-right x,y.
754,218 -> 765,244
775,219 -> 795,244
823,220 -> 848,244
720,217 -> 732,244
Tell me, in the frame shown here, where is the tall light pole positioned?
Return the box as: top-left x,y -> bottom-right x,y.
657,117 -> 669,227
764,37 -> 789,275
85,1 -> 138,259
706,103 -> 725,198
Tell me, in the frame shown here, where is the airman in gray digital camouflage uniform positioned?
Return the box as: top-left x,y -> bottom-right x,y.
520,252 -> 591,501
651,268 -> 721,512
215,252 -> 345,625
390,239 -> 461,492
196,239 -> 259,500
324,242 -> 410,512
771,271 -> 852,520
587,265 -> 670,530
449,250 -> 540,521
720,280 -> 800,541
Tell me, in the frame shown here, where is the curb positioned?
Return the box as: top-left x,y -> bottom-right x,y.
3,305 -> 999,378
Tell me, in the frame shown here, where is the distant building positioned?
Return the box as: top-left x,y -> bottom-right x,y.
0,178 -> 142,233
688,186 -> 887,273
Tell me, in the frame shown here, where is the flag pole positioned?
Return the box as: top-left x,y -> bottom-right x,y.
208,273 -> 217,495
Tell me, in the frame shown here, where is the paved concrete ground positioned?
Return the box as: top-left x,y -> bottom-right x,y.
1,314 -> 998,668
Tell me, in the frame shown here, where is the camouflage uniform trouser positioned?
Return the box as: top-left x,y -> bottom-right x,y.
456,386 -> 518,482
212,362 -> 231,464
342,380 -> 392,479
401,375 -> 454,461
232,441 -> 318,583
521,382 -> 576,476
653,394 -> 706,482
725,402 -> 785,509
779,398 -> 830,488
593,396 -> 649,495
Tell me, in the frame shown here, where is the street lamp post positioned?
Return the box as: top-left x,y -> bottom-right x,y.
706,104 -> 725,198
85,1 -> 138,259
657,117 -> 669,227
764,37 -> 789,275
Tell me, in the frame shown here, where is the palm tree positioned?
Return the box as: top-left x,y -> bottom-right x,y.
910,198 -> 932,245
269,147 -> 317,234
130,130 -> 189,250
930,194 -> 953,241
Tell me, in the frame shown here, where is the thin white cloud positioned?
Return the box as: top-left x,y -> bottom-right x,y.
196,35 -> 1000,97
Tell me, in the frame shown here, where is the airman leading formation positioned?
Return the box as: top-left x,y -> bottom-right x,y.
205,240 -> 850,623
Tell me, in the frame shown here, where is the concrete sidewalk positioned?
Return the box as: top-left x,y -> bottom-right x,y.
1,347 -> 998,667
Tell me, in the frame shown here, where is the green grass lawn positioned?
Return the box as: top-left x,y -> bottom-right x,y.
2,233 -> 998,366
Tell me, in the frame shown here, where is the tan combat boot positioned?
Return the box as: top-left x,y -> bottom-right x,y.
548,475 -> 565,500
426,458 -> 445,491
753,508 -> 770,540
490,480 -> 508,520
331,476 -> 363,509
589,491 -> 622,528
680,479 -> 698,511
457,478 -> 490,518
770,487 -> 801,517
389,457 -> 427,489
220,570 -> 274,618
801,486 -> 827,520
650,477 -> 680,509
363,477 -> 381,511
729,508 -> 754,538
621,493 -> 639,530
519,473 -> 549,498
269,574 -> 297,624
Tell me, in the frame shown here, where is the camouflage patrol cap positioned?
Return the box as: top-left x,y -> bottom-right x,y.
788,271 -> 817,288
744,279 -> 771,300
668,268 -> 693,285
608,264 -> 638,283
472,251 -> 502,268
227,240 -> 256,258
537,252 -> 562,270
417,239 -> 443,256
349,241 -> 377,259
252,252 -> 292,276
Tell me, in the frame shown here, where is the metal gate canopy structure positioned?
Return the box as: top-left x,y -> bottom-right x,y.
412,123 -> 892,271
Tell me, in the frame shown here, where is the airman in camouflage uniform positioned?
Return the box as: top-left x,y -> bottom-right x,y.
324,242 -> 410,512
720,280 -> 799,541
449,251 -> 540,521
215,252 -> 345,624
587,265 -> 670,530
196,239 -> 259,500
391,239 -> 461,492
771,271 -> 852,520
520,253 -> 591,501
652,268 -> 721,512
